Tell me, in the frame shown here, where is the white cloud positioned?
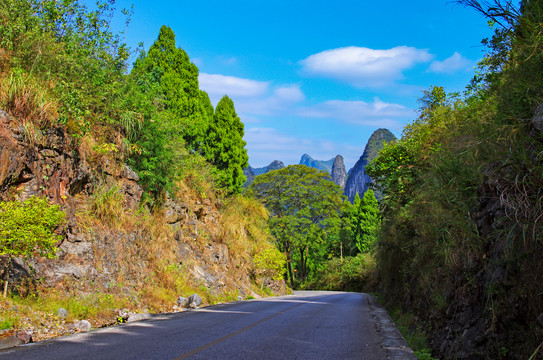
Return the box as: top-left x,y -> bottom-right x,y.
273,85 -> 305,102
239,84 -> 305,116
298,98 -> 410,129
429,52 -> 472,73
299,46 -> 433,87
198,73 -> 269,101
198,73 -> 305,116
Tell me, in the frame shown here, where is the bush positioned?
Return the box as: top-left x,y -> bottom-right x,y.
253,244 -> 286,281
307,253 -> 377,292
0,196 -> 65,259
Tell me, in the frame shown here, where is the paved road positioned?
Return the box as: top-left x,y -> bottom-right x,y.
0,291 -> 394,360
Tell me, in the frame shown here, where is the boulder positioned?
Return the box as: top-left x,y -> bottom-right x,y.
0,330 -> 32,350
177,296 -> 189,308
76,320 -> 91,332
57,308 -> 68,319
0,336 -> 22,350
120,165 -> 139,181
188,293 -> 203,309
126,312 -> 151,323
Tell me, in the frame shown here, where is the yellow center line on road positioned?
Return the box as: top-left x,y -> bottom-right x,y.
172,294 -> 336,360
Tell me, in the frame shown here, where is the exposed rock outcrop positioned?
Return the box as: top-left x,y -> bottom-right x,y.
331,155 -> 346,188
344,129 -> 395,202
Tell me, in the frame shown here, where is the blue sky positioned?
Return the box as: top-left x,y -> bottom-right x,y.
107,0 -> 495,169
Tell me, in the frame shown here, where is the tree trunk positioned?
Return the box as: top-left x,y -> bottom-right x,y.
2,256 -> 12,297
284,242 -> 294,287
299,248 -> 305,280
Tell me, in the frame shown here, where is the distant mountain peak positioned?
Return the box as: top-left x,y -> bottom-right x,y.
299,154 -> 335,174
243,160 -> 285,187
344,128 -> 395,202
331,155 -> 347,188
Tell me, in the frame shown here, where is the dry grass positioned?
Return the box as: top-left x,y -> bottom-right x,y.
0,71 -> 58,129
219,196 -> 271,274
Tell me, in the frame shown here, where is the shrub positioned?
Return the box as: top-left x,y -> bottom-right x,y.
0,196 -> 65,259
0,196 -> 65,296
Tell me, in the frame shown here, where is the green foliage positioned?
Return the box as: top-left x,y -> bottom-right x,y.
0,197 -> 65,259
366,3 -> 543,358
0,1 -> 250,201
0,0 -> 134,135
131,25 -> 207,153
350,190 -> 381,253
204,95 -> 249,194
248,165 -> 344,285
253,245 -> 286,280
307,253 -> 376,292
0,317 -> 14,330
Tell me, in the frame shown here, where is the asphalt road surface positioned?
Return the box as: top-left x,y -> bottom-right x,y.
0,291 -> 398,360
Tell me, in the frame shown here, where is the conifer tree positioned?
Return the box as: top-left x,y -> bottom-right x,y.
205,95 -> 249,194
350,193 -> 363,252
356,189 -> 381,253
132,25 -> 206,152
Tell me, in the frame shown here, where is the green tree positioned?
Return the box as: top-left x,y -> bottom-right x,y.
356,189 -> 381,253
125,26 -> 213,196
132,25 -> 207,153
248,165 -> 344,285
253,244 -> 287,282
205,95 -> 248,194
0,197 -> 65,296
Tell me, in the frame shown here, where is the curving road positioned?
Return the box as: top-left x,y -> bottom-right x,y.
0,291 -> 411,360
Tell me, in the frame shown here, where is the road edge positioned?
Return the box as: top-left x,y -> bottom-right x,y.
367,294 -> 418,360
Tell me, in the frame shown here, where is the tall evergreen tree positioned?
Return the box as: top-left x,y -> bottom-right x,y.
350,193 -> 363,252
205,96 -> 248,193
132,25 -> 207,152
356,189 -> 381,253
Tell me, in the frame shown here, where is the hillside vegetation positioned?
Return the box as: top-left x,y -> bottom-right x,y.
366,1 -> 543,358
0,0 -> 286,341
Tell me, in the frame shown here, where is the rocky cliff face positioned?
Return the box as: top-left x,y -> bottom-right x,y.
344,129 -> 395,202
0,109 -> 287,319
299,154 -> 335,174
331,155 -> 346,188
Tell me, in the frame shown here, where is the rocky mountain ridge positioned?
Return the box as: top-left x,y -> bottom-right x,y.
243,160 -> 285,186
244,129 -> 395,200
299,154 -> 335,173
